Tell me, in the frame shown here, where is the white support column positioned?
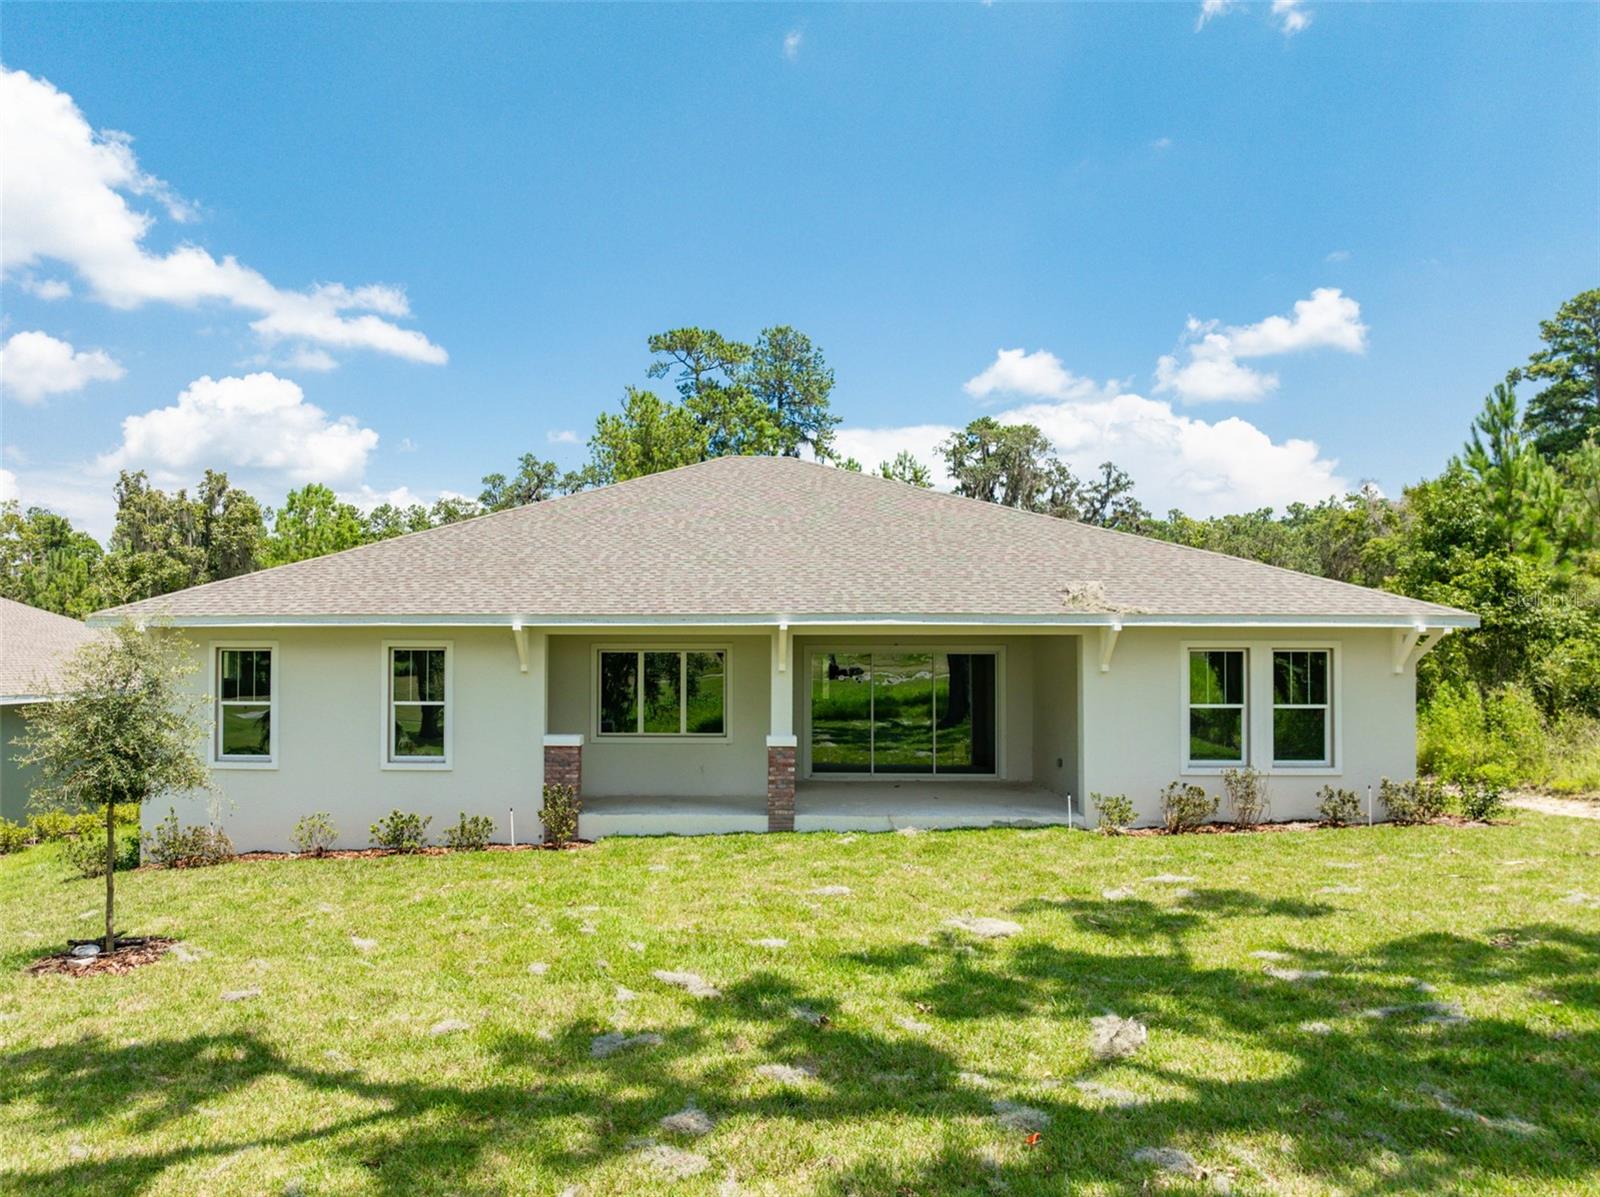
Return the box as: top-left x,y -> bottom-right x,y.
768,623 -> 794,743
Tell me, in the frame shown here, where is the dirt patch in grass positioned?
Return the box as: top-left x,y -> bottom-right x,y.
228,842 -> 594,865
28,937 -> 175,977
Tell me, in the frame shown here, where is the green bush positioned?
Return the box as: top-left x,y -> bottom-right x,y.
444,812 -> 495,851
142,807 -> 236,868
1457,780 -> 1506,822
0,819 -> 31,854
1091,792 -> 1135,834
540,784 -> 580,847
1380,777 -> 1449,825
1221,766 -> 1269,826
290,812 -> 339,857
370,810 -> 432,853
1419,683 -> 1548,786
1159,781 -> 1218,833
63,831 -> 140,878
1547,714 -> 1600,793
1315,785 -> 1362,827
26,810 -> 99,842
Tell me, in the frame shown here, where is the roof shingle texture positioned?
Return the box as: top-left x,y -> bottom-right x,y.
1,598 -> 101,697
93,456 -> 1469,622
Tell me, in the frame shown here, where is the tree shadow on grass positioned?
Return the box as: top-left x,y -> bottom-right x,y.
3,933 -> 1598,1195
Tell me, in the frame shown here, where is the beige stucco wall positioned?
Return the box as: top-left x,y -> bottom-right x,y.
153,623 -> 1417,849
1079,627 -> 1416,826
161,626 -> 545,852
547,633 -> 770,799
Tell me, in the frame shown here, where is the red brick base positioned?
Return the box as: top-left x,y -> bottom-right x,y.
544,744 -> 582,793
767,745 -> 796,832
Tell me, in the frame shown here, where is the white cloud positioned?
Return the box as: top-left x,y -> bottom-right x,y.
546,428 -> 581,445
1324,249 -> 1351,263
283,346 -> 339,372
0,330 -> 125,404
829,425 -> 957,486
98,372 -> 378,485
964,348 -> 1117,404
1152,136 -> 1174,151
0,67 -> 446,367
1196,0 -> 1236,29
783,29 -> 804,60
1152,288 -> 1367,403
0,467 -> 17,502
1272,0 -> 1311,34
16,275 -> 73,300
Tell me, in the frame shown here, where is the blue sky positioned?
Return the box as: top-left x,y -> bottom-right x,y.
2,2 -> 1596,537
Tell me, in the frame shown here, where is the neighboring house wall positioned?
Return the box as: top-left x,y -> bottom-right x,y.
1079,627 -> 1415,825
1,706 -> 39,823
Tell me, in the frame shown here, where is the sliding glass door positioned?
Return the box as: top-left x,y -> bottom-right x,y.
809,649 -> 997,776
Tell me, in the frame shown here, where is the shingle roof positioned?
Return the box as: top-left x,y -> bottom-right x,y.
1,598 -> 102,699
90,456 -> 1474,626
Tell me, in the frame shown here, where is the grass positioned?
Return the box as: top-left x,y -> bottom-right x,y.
2,816 -> 1599,1196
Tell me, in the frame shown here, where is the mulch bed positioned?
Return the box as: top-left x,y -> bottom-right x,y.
228,841 -> 592,864
28,936 -> 176,977
1118,815 -> 1492,837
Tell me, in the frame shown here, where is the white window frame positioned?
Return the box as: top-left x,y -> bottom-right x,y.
591,644 -> 733,741
800,643 -> 1007,781
1270,646 -> 1337,770
209,640 -> 278,769
381,640 -> 453,770
1181,645 -> 1249,773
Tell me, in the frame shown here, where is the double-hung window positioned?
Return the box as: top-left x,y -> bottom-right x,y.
387,645 -> 450,765
1187,648 -> 1246,767
597,649 -> 726,736
216,645 -> 275,765
1273,649 -> 1332,766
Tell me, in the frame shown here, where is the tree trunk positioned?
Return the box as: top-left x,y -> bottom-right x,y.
104,802 -> 115,955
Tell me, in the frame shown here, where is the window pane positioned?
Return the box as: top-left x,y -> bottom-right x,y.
599,652 -> 638,734
220,650 -> 242,700
254,649 -> 272,700
1190,650 -> 1243,705
220,703 -> 271,756
643,651 -> 682,733
1275,708 -> 1327,762
1190,708 -> 1243,762
684,651 -> 726,734
392,649 -> 418,702
871,652 -> 934,774
1305,651 -> 1328,705
393,704 -> 446,757
420,650 -> 446,703
936,652 -> 997,774
810,652 -> 872,773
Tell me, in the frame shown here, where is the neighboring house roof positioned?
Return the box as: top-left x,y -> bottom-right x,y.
89,456 -> 1476,627
0,598 -> 100,701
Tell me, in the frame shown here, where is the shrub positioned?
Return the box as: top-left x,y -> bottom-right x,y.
0,819 -> 28,854
1159,781 -> 1218,833
26,810 -> 99,842
1419,683 -> 1548,787
370,810 -> 432,853
1457,780 -> 1506,822
444,812 -> 495,851
540,784 -> 580,847
1221,766 -> 1269,827
1091,792 -> 1135,834
1380,777 -> 1449,825
142,808 -> 236,868
63,831 -> 140,878
1316,785 -> 1362,827
290,812 -> 340,857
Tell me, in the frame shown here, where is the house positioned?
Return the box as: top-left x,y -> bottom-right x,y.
88,456 -> 1476,847
0,597 -> 102,823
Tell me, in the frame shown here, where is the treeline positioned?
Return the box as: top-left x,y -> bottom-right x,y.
4,295 -> 1598,786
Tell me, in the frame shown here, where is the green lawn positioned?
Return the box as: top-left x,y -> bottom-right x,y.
2,815 -> 1598,1196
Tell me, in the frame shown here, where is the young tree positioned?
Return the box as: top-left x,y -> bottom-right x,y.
266,484 -> 369,565
588,386 -> 711,484
1524,289 -> 1600,458
1462,372 -> 1564,559
0,502 -> 105,617
746,325 -> 840,459
877,450 -> 933,487
18,622 -> 211,954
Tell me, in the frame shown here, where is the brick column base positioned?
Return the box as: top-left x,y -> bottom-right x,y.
767,745 -> 796,832
544,744 -> 582,792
